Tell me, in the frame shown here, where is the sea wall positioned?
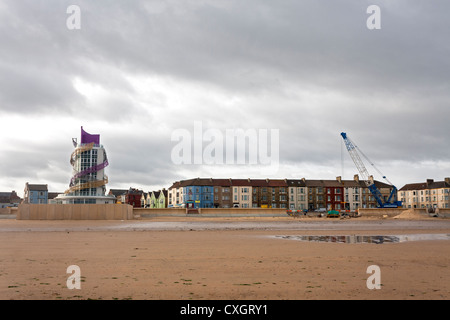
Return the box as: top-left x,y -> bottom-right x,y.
17,203 -> 133,220
136,207 -> 287,217
358,207 -> 450,218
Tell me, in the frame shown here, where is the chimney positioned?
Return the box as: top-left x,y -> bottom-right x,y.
266,178 -> 269,183
426,179 -> 434,185
354,174 -> 359,182
336,176 -> 342,183
301,177 -> 306,183
445,177 -> 450,185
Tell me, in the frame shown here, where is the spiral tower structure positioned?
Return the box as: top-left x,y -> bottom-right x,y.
56,127 -> 115,204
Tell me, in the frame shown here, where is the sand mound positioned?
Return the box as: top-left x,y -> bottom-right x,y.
393,209 -> 425,220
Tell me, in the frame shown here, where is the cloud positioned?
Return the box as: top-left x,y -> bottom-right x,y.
0,0 -> 449,194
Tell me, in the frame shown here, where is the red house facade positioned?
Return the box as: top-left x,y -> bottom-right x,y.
325,185 -> 344,210
125,188 -> 143,208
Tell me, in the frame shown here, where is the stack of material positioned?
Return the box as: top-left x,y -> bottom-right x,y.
393,209 -> 426,220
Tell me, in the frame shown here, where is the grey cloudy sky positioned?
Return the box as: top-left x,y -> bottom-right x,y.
0,0 -> 449,196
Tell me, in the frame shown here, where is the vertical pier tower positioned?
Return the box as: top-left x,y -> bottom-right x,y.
56,127 -> 115,204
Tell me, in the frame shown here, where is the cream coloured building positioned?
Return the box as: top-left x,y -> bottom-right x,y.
398,178 -> 450,209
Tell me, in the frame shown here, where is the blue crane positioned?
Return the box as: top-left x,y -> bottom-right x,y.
341,132 -> 402,208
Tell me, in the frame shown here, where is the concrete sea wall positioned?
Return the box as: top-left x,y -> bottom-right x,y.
17,203 -> 133,220
136,207 -> 288,217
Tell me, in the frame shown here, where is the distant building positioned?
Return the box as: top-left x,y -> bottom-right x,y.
0,191 -> 21,208
398,178 -> 450,209
124,188 -> 143,208
142,189 -> 168,208
48,192 -> 63,204
168,176 -> 396,210
108,189 -> 127,203
24,183 -> 48,204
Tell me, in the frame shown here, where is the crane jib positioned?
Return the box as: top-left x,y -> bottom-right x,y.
340,132 -> 402,208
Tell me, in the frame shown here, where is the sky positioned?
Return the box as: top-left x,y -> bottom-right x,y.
0,0 -> 449,196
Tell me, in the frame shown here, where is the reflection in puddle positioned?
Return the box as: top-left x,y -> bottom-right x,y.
275,234 -> 450,244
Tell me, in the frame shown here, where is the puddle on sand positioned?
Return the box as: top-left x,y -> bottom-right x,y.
275,234 -> 450,244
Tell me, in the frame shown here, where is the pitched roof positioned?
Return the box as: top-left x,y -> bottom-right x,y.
286,179 -> 307,187
26,184 -> 48,191
48,192 -> 62,200
168,177 -> 394,190
108,189 -> 127,197
399,179 -> 450,191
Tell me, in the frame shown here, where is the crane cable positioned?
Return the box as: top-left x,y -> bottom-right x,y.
351,139 -> 393,186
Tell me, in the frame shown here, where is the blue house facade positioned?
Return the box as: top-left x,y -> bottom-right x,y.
184,185 -> 214,209
24,183 -> 48,204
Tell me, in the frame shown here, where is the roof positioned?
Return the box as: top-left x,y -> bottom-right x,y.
26,184 -> 48,191
108,189 -> 128,197
286,179 -> 307,187
399,179 -> 450,191
168,177 -> 394,190
0,191 -> 21,203
48,192 -> 62,200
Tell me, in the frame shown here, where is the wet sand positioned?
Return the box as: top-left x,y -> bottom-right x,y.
1,217 -> 449,300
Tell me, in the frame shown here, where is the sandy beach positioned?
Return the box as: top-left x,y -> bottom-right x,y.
1,216 -> 449,300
